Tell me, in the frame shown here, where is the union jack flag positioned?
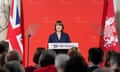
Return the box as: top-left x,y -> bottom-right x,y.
7,0 -> 23,55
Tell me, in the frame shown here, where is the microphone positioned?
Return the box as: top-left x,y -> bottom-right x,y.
27,33 -> 31,38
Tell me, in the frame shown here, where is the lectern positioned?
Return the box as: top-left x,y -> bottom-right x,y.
48,43 -> 78,54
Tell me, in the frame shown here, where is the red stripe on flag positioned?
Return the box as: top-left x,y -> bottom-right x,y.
7,22 -> 22,54
10,0 -> 14,17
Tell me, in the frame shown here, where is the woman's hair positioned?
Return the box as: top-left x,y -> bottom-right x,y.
55,54 -> 70,69
110,53 -> 120,67
67,47 -> 81,57
39,50 -> 56,67
4,61 -> 25,72
104,50 -> 116,67
33,47 -> 45,64
5,50 -> 22,64
54,20 -> 64,32
0,40 -> 9,52
64,55 -> 88,72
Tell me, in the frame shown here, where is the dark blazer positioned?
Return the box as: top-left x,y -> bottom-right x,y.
48,32 -> 71,43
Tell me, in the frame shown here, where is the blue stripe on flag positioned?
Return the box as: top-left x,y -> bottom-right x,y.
16,7 -> 20,25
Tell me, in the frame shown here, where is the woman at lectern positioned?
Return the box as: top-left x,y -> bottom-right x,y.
48,20 -> 71,43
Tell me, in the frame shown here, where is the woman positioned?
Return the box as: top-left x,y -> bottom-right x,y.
104,50 -> 116,67
48,20 -> 71,43
25,47 -> 45,72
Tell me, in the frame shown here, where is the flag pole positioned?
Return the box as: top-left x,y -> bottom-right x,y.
99,0 -> 108,49
25,24 -> 39,66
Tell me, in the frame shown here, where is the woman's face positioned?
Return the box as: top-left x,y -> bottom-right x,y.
56,25 -> 63,32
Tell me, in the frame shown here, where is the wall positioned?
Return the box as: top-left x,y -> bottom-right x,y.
22,0 -> 104,66
114,0 -> 120,45
0,0 -> 11,40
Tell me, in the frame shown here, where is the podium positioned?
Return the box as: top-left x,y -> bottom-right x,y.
48,43 -> 79,54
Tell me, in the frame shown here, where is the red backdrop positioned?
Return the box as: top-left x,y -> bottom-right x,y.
22,0 -> 105,66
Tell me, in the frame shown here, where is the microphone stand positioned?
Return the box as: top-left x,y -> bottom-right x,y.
27,34 -> 31,66
26,23 -> 39,66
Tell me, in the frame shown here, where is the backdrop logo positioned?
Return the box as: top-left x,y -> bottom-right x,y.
104,16 -> 118,47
